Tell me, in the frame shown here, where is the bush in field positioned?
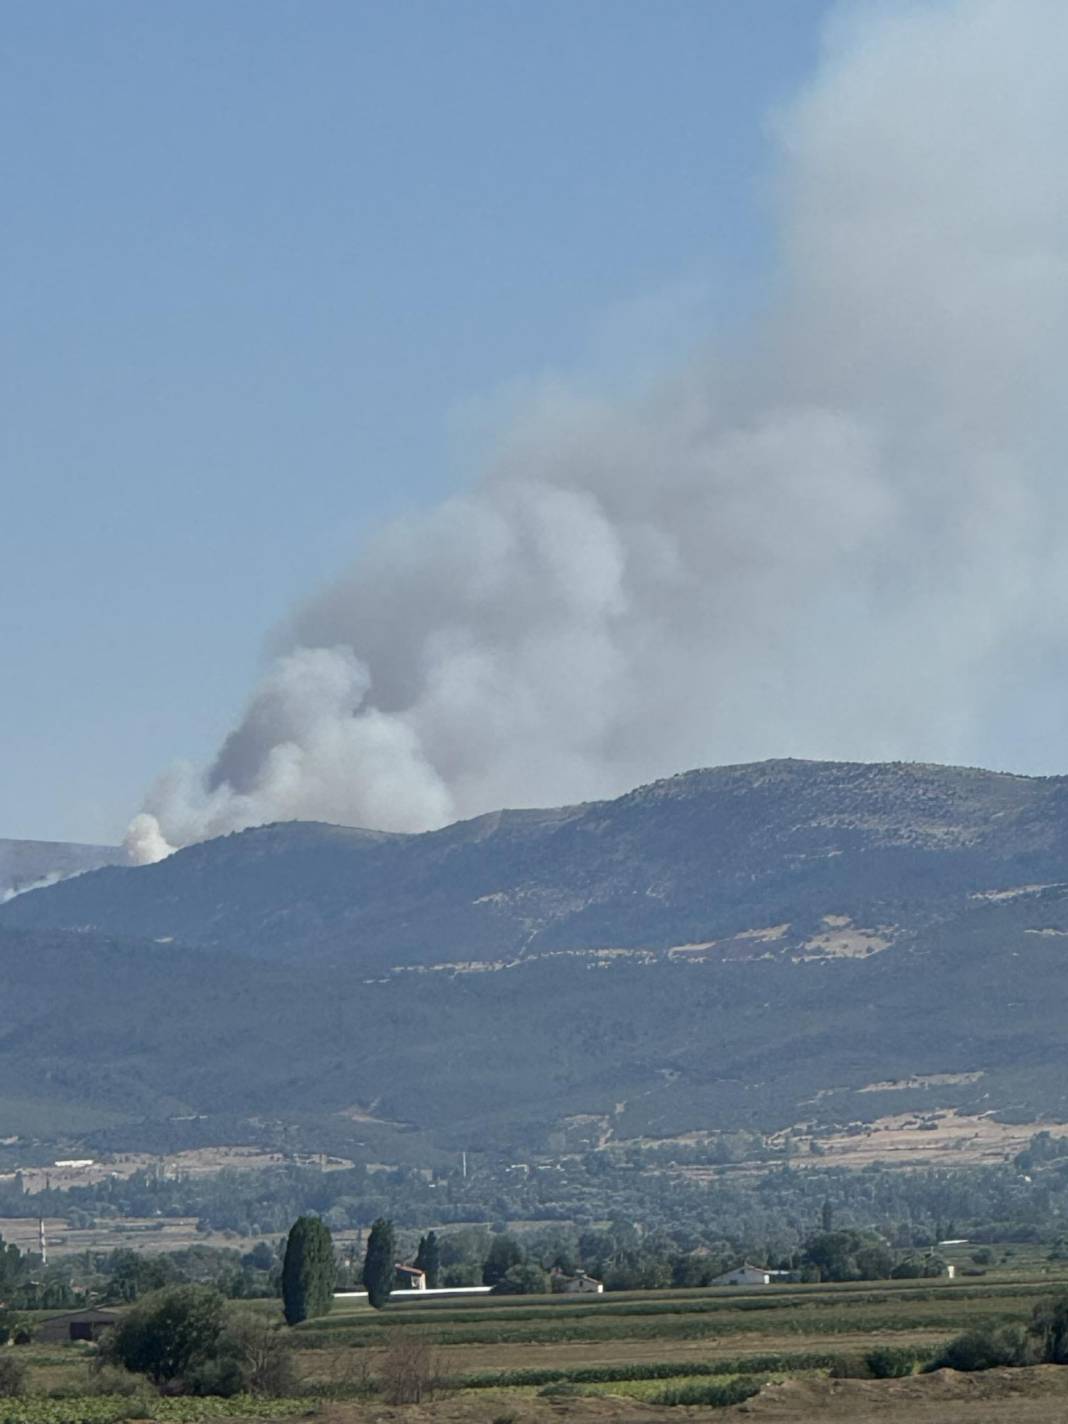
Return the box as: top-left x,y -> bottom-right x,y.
379,1330 -> 440,1404
1029,1292 -> 1068,1364
492,1262 -> 550,1295
83,1363 -> 158,1401
0,1355 -> 27,1398
651,1379 -> 762,1407
102,1284 -> 227,1385
828,1355 -> 871,1379
865,1346 -> 918,1378
890,1256 -> 926,1279
927,1323 -> 1032,1372
185,1311 -> 296,1398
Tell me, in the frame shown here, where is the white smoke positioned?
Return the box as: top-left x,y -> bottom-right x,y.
127,0 -> 1068,864
2,872 -> 66,904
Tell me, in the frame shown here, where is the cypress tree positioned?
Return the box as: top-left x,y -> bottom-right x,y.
282,1216 -> 336,1325
482,1233 -> 524,1287
414,1230 -> 441,1289
363,1217 -> 396,1309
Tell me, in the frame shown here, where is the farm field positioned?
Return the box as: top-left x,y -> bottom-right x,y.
0,1215 -> 262,1258
11,1247 -> 1068,1422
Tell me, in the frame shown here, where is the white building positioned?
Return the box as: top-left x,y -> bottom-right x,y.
711,1263 -> 780,1287
394,1264 -> 427,1290
552,1268 -> 605,1294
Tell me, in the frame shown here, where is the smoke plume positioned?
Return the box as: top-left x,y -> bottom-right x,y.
128,0 -> 1068,863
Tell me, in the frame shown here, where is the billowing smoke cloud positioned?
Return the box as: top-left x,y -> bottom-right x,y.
129,0 -> 1068,863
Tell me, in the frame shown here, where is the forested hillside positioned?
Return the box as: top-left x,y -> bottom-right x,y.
2,761 -> 1068,1155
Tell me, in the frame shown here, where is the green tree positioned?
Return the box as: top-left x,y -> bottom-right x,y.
1030,1292 -> 1068,1363
189,1310 -> 296,1397
493,1261 -> 550,1294
803,1230 -> 893,1283
414,1230 -> 441,1289
103,1284 -> 226,1384
281,1216 -> 336,1326
363,1218 -> 396,1309
482,1233 -> 524,1287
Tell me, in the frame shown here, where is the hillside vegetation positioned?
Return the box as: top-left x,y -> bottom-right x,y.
2,760 -> 1068,1150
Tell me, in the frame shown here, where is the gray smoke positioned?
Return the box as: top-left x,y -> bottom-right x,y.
129,0 -> 1068,862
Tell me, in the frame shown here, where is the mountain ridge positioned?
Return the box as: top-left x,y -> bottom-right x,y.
2,758 -> 1068,1155
6,757 -> 1068,969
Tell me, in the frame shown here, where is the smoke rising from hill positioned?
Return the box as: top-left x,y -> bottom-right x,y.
129,0 -> 1068,862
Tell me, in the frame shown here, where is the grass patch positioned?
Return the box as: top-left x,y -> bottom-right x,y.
650,1378 -> 763,1407
0,1397 -> 308,1424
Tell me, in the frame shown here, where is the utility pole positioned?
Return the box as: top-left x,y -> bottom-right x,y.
38,1217 -> 47,1266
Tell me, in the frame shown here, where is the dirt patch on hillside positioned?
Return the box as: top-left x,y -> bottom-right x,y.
807,1111 -> 1068,1167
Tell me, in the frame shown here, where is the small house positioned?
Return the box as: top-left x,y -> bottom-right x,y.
711,1263 -> 776,1287
551,1267 -> 604,1294
394,1264 -> 427,1291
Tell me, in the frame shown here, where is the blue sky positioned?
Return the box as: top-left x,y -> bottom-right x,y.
3,1 -> 831,843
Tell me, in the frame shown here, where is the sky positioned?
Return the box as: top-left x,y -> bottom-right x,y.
8,2 -> 1068,856
2,0 -> 831,844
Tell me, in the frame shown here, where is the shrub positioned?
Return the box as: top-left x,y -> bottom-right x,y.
828,1356 -> 871,1379
84,1364 -> 157,1400
183,1353 -> 248,1398
890,1257 -> 926,1280
651,1379 -> 763,1407
1028,1293 -> 1068,1363
215,1311 -> 296,1396
0,1356 -> 27,1398
865,1347 -> 918,1378
102,1284 -> 227,1385
927,1324 -> 1031,1372
379,1330 -> 440,1405
492,1262 -> 551,1295
538,1382 -> 583,1397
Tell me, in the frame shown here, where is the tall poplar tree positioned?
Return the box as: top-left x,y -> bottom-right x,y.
282,1216 -> 336,1325
363,1217 -> 396,1309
